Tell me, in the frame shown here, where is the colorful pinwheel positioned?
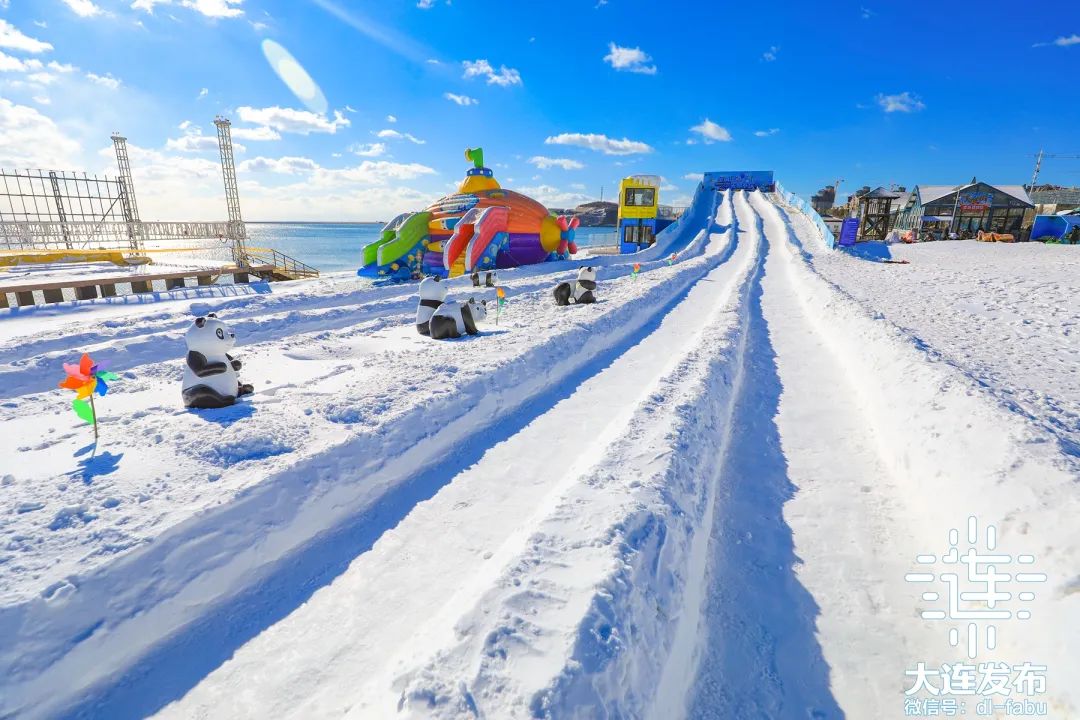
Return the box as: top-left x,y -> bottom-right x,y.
59,353 -> 118,440
632,262 -> 641,280
495,286 -> 507,325
668,253 -> 677,266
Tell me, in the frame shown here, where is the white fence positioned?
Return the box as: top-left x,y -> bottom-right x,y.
773,181 -> 837,249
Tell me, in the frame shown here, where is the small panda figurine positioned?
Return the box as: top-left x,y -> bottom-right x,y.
429,298 -> 488,340
416,276 -> 447,336
470,270 -> 498,288
182,313 -> 253,409
553,266 -> 597,306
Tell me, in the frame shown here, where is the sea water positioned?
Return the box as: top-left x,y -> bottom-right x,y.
246,222 -> 619,273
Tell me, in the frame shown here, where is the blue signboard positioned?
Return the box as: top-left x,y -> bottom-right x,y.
702,171 -> 775,192
839,217 -> 859,246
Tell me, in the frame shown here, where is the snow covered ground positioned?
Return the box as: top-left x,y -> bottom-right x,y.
1,187 -> 1077,720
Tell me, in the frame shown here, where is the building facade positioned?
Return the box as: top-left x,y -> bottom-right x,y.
894,181 -> 1033,240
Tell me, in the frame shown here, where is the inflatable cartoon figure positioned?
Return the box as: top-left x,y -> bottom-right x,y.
182,313 -> 253,408
429,298 -> 488,340
416,276 -> 447,336
553,266 -> 597,306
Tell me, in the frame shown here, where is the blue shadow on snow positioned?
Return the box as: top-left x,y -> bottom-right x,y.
687,237 -> 843,719
840,241 -> 892,262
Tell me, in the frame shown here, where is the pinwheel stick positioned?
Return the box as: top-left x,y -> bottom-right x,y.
89,392 -> 98,442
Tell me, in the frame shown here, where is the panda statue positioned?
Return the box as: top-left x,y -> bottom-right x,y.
182,313 -> 253,409
470,270 -> 498,288
416,276 -> 447,336
553,266 -> 598,306
429,298 -> 488,340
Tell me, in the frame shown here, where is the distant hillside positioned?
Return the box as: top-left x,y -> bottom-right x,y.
548,200 -> 618,227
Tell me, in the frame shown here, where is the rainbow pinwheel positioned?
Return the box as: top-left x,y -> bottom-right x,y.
59,353 -> 118,440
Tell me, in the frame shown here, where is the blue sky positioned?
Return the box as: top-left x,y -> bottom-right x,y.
0,0 -> 1077,220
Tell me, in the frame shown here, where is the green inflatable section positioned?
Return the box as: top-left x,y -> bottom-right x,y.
376,211 -> 432,267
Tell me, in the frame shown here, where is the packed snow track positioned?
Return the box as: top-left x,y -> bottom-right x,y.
1,187 -> 1076,719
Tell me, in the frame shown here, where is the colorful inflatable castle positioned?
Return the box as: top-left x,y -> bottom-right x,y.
358,148 -> 579,281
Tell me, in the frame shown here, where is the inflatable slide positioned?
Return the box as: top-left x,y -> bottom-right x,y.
358,148 -> 578,281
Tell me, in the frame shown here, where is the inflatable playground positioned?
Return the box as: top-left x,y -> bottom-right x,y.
358,148 -> 581,282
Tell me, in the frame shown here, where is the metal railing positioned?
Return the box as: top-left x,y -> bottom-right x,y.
0,220 -> 241,251
246,247 -> 320,279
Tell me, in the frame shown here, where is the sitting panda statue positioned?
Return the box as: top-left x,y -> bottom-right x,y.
182,313 -> 253,409
416,276 -> 447,336
553,266 -> 597,306
429,297 -> 488,340
470,270 -> 498,288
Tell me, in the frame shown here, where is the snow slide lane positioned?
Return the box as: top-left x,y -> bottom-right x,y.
152,190 -> 760,720
1,194 -> 736,720
684,191 -> 1078,717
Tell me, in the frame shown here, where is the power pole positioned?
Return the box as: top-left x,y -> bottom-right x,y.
214,116 -> 247,266
111,132 -> 143,251
1030,150 -> 1080,188
1031,149 -> 1044,188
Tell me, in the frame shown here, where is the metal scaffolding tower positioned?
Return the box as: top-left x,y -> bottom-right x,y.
110,132 -> 143,251
214,116 -> 248,266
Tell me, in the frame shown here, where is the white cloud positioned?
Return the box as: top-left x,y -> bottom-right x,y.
603,42 -> 657,74
0,50 -> 43,72
516,184 -> 593,208
230,125 -> 281,141
350,142 -> 386,157
762,45 -> 779,62
528,156 -> 584,170
239,155 -> 319,174
86,71 -> 121,89
165,124 -> 247,153
683,172 -> 704,181
165,133 -> 221,152
27,71 -> 58,85
33,95 -> 50,105
544,132 -> 653,155
754,128 -> 780,137
375,128 -> 425,144
462,58 -> 522,86
47,60 -> 77,73
313,160 -> 437,185
0,98 -> 81,168
444,92 -> 478,106
131,0 -> 244,18
0,19 -> 53,53
689,119 -> 733,143
876,91 -> 925,113
1033,34 -> 1080,48
198,87 -> 208,99
385,114 -> 396,122
60,0 -> 103,18
417,0 -> 435,7
236,105 -> 350,134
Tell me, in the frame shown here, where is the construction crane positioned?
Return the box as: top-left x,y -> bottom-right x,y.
1030,150 -> 1080,187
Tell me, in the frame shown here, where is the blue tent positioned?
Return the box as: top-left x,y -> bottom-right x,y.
1031,214 -> 1080,241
